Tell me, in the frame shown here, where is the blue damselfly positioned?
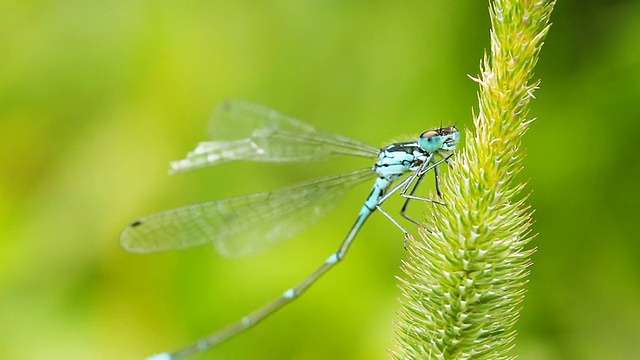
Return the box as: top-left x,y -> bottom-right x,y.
120,100 -> 460,359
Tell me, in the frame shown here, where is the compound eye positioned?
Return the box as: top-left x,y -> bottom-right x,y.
419,130 -> 443,152
420,130 -> 438,140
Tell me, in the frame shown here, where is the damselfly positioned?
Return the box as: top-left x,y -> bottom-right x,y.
120,100 -> 460,359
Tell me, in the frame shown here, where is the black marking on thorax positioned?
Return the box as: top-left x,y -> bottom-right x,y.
382,141 -> 425,154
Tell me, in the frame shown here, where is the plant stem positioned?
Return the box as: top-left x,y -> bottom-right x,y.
392,1 -> 556,359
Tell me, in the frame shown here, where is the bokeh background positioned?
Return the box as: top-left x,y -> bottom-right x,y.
2,1 -> 639,359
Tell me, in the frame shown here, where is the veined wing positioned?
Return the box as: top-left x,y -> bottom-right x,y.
170,100 -> 380,173
120,167 -> 374,257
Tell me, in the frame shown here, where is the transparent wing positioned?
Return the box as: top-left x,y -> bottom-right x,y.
120,168 -> 374,257
170,99 -> 380,173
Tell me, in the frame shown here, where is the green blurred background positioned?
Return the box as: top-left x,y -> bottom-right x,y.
2,1 -> 639,359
